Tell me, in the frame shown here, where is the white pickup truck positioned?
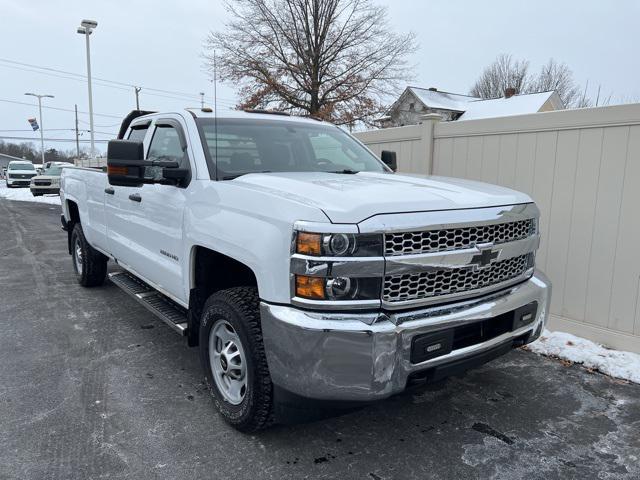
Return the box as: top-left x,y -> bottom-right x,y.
60,108 -> 550,431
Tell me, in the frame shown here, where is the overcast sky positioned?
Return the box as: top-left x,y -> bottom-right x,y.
1,0 -> 638,154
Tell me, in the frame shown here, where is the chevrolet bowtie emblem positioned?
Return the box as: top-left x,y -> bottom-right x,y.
471,244 -> 500,269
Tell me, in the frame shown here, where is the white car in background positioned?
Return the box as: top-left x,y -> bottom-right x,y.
30,162 -> 71,196
5,161 -> 38,188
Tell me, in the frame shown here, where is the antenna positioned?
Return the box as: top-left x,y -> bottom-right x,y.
214,50 -> 219,181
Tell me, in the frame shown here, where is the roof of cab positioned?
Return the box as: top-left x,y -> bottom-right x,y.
186,108 -> 329,125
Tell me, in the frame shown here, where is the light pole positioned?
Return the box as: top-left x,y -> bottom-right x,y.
24,92 -> 54,165
77,19 -> 98,161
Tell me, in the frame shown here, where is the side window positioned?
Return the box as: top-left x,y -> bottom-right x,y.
145,123 -> 188,180
128,126 -> 148,143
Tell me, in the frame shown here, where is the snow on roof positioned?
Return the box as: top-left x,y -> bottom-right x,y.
458,91 -> 558,121
408,87 -> 480,112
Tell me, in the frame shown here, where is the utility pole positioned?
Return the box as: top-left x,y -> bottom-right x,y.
77,19 -> 98,160
74,104 -> 81,164
213,51 -> 217,113
24,92 -> 54,165
200,92 -> 205,108
134,86 -> 142,110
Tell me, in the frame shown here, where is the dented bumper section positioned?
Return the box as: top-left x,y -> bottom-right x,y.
261,270 -> 551,402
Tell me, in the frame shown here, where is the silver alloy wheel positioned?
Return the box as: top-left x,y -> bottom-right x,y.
74,237 -> 83,275
209,320 -> 247,405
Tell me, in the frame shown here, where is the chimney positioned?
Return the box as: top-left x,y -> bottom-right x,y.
504,87 -> 516,98
428,87 -> 438,92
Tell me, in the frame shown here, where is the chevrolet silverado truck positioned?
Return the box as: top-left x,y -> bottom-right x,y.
60,108 -> 551,431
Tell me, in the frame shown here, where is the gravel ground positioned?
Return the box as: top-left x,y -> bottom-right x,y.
1,198 -> 639,480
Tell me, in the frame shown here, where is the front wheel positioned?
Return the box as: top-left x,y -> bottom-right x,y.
71,223 -> 108,287
199,287 -> 274,432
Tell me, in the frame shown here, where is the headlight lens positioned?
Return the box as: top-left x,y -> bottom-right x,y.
295,232 -> 382,257
295,275 -> 381,300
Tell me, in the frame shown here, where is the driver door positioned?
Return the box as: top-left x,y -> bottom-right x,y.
115,118 -> 192,304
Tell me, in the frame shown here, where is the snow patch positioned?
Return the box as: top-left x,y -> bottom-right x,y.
0,183 -> 61,205
528,329 -> 640,384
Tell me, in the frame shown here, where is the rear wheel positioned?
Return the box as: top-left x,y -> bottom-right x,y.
199,287 -> 274,432
71,223 -> 108,287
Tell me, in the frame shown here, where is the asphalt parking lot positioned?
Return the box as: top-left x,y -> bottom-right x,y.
1,197 -> 639,480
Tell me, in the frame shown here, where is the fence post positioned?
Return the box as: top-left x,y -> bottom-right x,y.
419,113 -> 441,175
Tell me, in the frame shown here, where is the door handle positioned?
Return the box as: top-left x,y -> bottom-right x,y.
105,187 -> 115,195
128,193 -> 142,202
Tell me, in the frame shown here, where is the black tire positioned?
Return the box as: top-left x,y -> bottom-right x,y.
71,223 -> 108,287
199,287 -> 274,432
32,192 -> 42,197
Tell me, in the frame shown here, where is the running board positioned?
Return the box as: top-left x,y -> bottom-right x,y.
108,271 -> 188,336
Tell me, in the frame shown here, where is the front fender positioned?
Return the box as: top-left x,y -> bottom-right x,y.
183,182 -> 329,304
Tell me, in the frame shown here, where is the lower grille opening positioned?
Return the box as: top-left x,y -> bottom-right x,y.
410,302 -> 537,364
453,312 -> 514,350
406,332 -> 532,387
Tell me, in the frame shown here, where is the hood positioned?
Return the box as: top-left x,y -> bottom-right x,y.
231,171 -> 532,224
9,169 -> 37,175
32,175 -> 59,181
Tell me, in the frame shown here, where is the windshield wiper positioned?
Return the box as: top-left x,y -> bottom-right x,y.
222,170 -> 272,180
328,169 -> 359,174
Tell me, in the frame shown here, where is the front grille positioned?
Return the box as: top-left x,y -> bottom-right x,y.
34,180 -> 51,186
11,174 -> 35,179
385,219 -> 535,256
383,253 -> 533,303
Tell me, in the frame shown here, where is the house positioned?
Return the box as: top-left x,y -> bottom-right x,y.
0,152 -> 29,171
379,86 -> 564,127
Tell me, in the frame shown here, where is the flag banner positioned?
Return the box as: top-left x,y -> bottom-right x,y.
28,118 -> 39,131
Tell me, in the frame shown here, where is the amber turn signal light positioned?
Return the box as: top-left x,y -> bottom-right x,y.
296,232 -> 321,255
295,275 -> 325,299
108,165 -> 129,176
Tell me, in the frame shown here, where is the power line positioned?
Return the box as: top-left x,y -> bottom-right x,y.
0,57 -> 238,104
0,135 -> 109,143
0,98 -> 122,118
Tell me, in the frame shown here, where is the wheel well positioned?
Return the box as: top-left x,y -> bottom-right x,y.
187,246 -> 258,347
66,201 -> 80,254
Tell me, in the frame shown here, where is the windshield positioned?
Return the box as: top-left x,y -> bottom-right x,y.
196,118 -> 388,179
9,163 -> 35,171
43,166 -> 64,175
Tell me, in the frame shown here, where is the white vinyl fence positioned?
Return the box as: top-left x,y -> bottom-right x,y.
355,104 -> 640,353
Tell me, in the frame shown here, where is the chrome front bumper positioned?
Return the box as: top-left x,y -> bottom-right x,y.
261,270 -> 551,402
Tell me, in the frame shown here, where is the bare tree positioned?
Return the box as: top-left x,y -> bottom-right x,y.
470,54 -> 530,100
470,54 -> 592,108
532,59 -> 590,108
204,0 -> 417,125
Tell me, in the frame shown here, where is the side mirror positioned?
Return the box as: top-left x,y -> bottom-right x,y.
107,140 -> 145,187
381,150 -> 397,172
162,167 -> 190,187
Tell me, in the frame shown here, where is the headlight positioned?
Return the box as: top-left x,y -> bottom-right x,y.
295,275 -> 381,300
295,232 -> 382,257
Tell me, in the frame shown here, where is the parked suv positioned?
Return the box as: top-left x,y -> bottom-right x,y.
30,162 -> 70,196
5,161 -> 37,187
60,109 -> 551,431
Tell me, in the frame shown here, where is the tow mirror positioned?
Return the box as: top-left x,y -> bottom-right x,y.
162,167 -> 190,187
107,140 -> 145,187
381,150 -> 397,172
